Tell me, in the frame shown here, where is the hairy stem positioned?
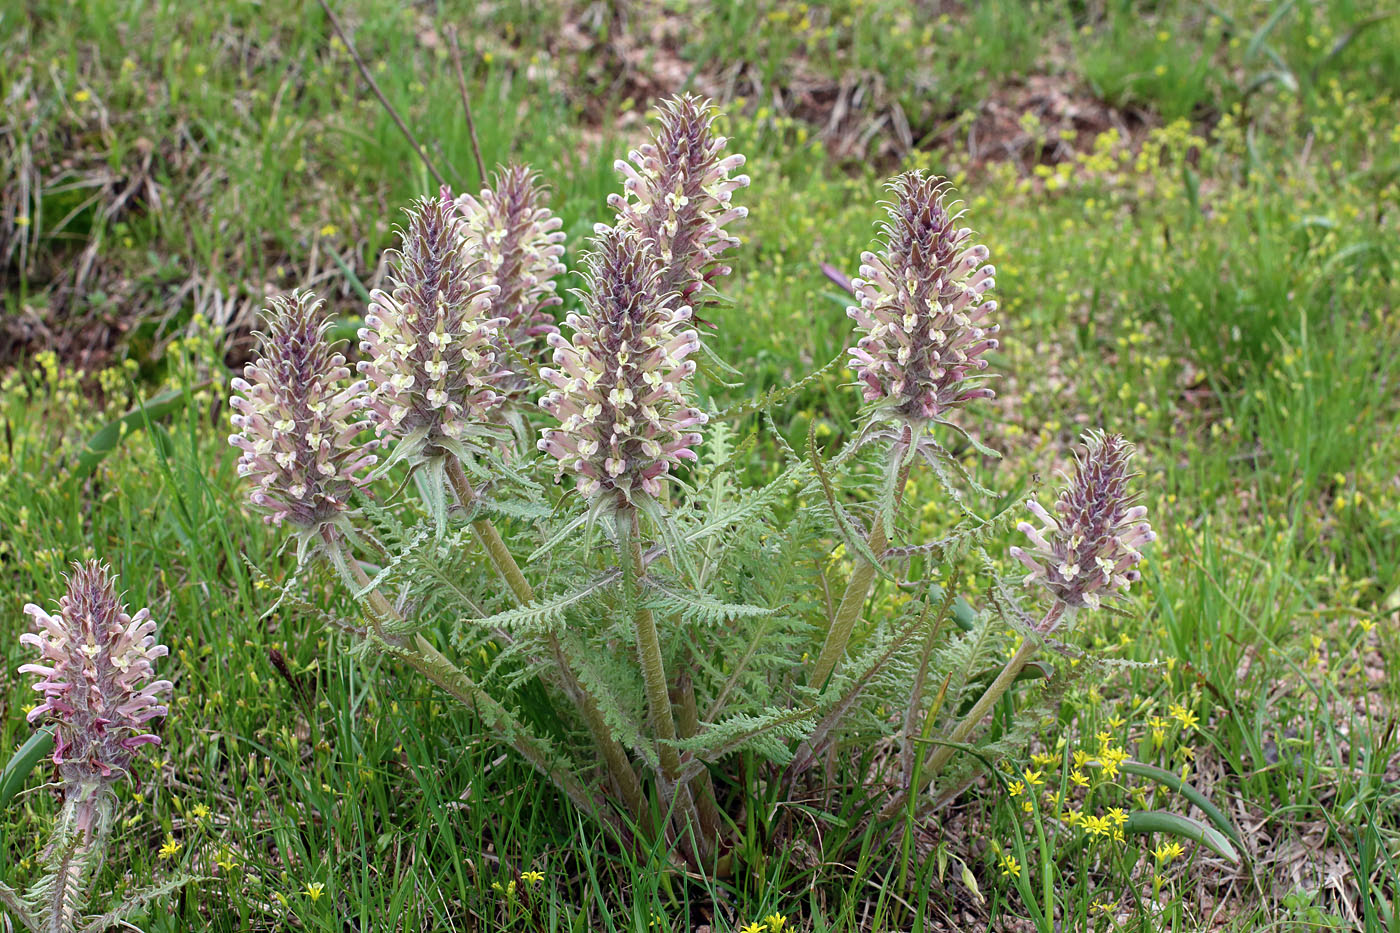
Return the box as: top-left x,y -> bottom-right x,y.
619,511 -> 682,778
808,515 -> 887,691
322,531 -> 621,833
922,602 -> 1070,780
442,458 -> 647,827
809,445 -> 911,690
619,508 -> 705,859
673,674 -> 722,856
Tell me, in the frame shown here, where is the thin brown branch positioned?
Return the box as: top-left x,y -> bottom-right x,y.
446,25 -> 488,186
317,0 -> 446,189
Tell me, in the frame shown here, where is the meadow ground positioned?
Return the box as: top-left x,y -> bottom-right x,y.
1,1 -> 1398,930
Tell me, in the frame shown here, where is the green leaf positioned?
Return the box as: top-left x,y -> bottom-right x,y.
0,726 -> 55,811
1121,759 -> 1241,845
457,573 -> 619,633
642,579 -> 775,625
1124,810 -> 1240,864
714,349 -> 848,421
66,385 -> 199,487
806,422 -> 890,579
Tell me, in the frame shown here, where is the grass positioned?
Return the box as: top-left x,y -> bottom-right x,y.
2,0 -> 1399,929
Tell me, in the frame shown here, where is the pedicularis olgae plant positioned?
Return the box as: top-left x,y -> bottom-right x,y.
3,563 -> 187,933
231,95 -> 1160,870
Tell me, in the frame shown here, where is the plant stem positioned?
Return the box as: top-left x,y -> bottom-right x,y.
444,459 -> 534,604
619,510 -> 683,781
922,602 -> 1070,780
322,531 -> 620,832
808,445 -> 911,691
619,507 -> 706,860
442,458 -> 646,826
673,674 -> 722,854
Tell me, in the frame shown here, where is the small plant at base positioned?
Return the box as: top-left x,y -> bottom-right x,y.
3,563 -> 194,933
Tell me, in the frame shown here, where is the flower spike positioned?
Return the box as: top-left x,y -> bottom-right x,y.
537,226 -> 706,507
1008,431 -> 1156,610
359,192 -> 509,461
20,562 -> 170,833
229,291 -> 377,531
607,94 -> 749,309
454,168 -> 567,394
848,171 -> 999,424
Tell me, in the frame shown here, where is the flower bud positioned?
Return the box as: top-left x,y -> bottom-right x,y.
19,562 -> 170,808
359,193 -> 508,456
607,94 -> 749,308
454,168 -> 567,394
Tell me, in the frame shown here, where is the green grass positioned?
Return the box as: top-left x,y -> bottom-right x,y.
3,0 -> 1399,929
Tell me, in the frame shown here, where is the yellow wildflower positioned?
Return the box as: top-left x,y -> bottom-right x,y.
1155,841 -> 1185,863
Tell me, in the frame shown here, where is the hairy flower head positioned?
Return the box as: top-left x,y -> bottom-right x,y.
454,167 -> 567,392
1008,431 -> 1155,610
19,562 -> 171,792
359,192 -> 508,459
537,227 -> 706,506
230,292 -> 377,529
848,172 -> 998,423
607,94 -> 748,308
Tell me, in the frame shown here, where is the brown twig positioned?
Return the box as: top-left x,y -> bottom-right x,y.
446,24 -> 489,187
316,0 -> 446,188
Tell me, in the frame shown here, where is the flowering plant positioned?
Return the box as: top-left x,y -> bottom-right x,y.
229,95 -> 1230,879
3,563 -> 192,933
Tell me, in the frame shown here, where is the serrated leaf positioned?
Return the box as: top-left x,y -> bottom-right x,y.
457,573 -> 619,633
715,349 -> 848,421
807,422 -> 890,579
642,578 -> 775,625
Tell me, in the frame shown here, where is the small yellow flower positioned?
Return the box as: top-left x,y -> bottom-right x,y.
1108,807 -> 1129,826
1169,703 -> 1199,729
765,914 -> 787,932
1022,768 -> 1044,787
1070,769 -> 1089,787
74,89 -> 91,102
1155,841 -> 1185,863
191,803 -> 211,825
214,846 -> 237,872
1007,780 -> 1024,797
1084,814 -> 1112,838
158,833 -> 181,860
741,923 -> 766,933
521,870 -> 544,885
999,854 -> 1021,878
319,223 -> 338,237
304,882 -> 325,903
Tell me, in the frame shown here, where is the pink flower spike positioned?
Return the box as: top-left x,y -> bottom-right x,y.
847,172 -> 999,425
1007,431 -> 1156,610
19,562 -> 171,787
